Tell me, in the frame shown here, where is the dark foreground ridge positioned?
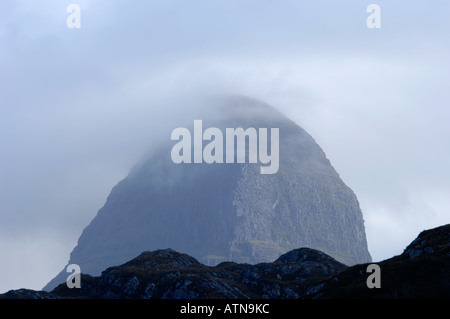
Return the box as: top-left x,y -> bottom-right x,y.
1,224 -> 449,299
306,223 -> 450,299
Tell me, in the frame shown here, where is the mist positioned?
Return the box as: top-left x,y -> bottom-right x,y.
1,0 -> 449,291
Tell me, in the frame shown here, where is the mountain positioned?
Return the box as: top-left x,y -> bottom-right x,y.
2,223 -> 449,299
43,95 -> 371,291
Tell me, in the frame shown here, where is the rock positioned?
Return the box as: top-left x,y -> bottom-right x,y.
306,223 -> 450,299
0,289 -> 60,299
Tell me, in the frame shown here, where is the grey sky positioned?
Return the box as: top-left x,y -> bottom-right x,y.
1,0 -> 449,291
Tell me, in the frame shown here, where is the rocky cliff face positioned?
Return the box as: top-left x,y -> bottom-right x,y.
44,95 -> 371,291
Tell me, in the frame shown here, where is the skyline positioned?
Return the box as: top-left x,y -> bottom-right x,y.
1,1 -> 449,291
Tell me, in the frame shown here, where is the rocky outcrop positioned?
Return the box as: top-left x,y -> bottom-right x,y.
0,289 -> 60,299
306,223 -> 450,299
